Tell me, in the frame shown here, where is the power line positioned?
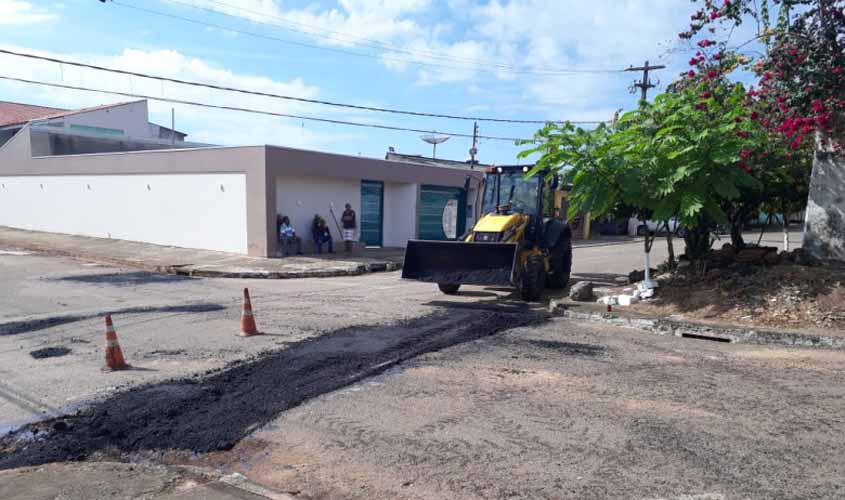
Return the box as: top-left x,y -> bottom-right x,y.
0,75 -> 537,143
172,0 -> 508,70
106,0 -> 624,77
0,48 -> 606,125
167,0 -> 623,75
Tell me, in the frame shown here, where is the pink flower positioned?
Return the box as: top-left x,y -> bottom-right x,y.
697,39 -> 715,48
811,99 -> 824,113
713,53 -> 723,60
695,102 -> 708,111
737,131 -> 750,139
834,67 -> 842,75
688,70 -> 696,77
750,112 -> 760,121
723,0 -> 731,6
710,10 -> 722,20
789,137 -> 803,150
761,72 -> 772,82
700,91 -> 712,99
740,148 -> 751,159
689,57 -> 698,66
707,69 -> 719,79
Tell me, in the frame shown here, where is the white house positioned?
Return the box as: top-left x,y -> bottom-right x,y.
0,100 -> 482,256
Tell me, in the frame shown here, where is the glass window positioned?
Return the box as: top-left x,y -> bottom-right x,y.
481,172 -> 539,216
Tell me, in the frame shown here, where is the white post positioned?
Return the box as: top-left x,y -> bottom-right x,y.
643,244 -> 658,289
783,219 -> 790,252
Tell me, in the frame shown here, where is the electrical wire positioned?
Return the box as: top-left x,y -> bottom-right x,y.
0,75 -> 539,143
166,0 -> 623,75
108,0 -> 624,77
0,48 -> 607,125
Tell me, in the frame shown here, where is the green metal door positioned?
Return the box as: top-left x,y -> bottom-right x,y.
419,185 -> 467,240
360,180 -> 384,247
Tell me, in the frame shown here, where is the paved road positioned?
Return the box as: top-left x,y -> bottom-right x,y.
223,319 -> 845,500
1,248 -> 524,428
0,232 -> 812,427
3,237 -> 843,500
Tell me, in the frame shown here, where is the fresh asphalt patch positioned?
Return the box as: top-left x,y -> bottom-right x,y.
0,309 -> 542,469
29,347 -> 71,359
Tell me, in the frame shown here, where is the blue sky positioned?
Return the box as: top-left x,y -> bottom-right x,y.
0,0 -> 753,164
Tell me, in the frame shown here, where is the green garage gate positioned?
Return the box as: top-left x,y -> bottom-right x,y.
418,185 -> 466,241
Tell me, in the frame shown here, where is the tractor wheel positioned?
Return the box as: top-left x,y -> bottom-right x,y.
520,255 -> 546,301
438,283 -> 461,295
546,237 -> 572,289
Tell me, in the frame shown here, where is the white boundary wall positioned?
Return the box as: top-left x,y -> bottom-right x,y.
0,173 -> 248,254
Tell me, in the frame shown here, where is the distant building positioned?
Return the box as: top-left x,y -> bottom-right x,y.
0,100 -> 186,151
385,147 -> 479,170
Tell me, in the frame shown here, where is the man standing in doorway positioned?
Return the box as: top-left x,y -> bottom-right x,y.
341,203 -> 357,253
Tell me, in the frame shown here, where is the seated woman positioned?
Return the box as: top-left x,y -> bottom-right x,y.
277,215 -> 302,256
311,214 -> 334,254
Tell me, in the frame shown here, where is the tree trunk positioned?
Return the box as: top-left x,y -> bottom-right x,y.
730,222 -> 745,249
684,224 -> 712,260
804,132 -> 845,261
665,230 -> 676,269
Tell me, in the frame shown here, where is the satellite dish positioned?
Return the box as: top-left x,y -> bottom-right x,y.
420,132 -> 450,159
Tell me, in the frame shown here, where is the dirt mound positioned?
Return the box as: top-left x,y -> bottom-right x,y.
638,262 -> 845,330
0,309 -> 541,470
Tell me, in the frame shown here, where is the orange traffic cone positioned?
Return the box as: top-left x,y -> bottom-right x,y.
102,314 -> 129,372
239,288 -> 261,337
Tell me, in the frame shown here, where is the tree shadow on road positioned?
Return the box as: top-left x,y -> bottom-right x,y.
48,272 -> 194,287
0,304 -> 226,336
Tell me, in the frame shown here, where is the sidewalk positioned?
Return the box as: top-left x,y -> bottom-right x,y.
0,226 -> 403,279
0,461 -> 293,500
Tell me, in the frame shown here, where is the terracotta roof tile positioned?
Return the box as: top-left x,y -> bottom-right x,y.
0,100 -> 142,128
0,101 -> 66,127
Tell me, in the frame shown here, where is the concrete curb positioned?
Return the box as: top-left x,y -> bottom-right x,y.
550,303 -> 845,350
164,261 -> 403,279
1,238 -> 402,279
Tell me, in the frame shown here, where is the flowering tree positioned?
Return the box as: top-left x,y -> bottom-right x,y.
681,0 -> 844,149
680,0 -> 844,259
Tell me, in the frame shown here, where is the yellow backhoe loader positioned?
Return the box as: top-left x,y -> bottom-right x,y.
402,165 -> 572,301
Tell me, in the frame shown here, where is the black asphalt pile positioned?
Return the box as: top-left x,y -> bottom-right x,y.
0,309 -> 541,470
29,347 -> 71,359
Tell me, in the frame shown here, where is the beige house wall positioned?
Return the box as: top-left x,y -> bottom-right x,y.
0,126 -> 270,256
0,128 -> 483,257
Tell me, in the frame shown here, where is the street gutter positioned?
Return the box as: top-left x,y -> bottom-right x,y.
550,300 -> 845,350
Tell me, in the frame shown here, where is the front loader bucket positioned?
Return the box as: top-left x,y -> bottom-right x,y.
402,240 -> 518,287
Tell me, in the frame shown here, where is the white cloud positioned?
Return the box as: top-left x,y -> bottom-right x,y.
0,45 -> 355,149
0,0 -> 58,24
168,0 -> 429,46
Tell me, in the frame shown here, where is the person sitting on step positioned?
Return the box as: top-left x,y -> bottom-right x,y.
277,215 -> 302,256
311,214 -> 334,254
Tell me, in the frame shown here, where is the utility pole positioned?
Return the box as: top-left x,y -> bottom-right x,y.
625,60 -> 665,104
469,121 -> 478,169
